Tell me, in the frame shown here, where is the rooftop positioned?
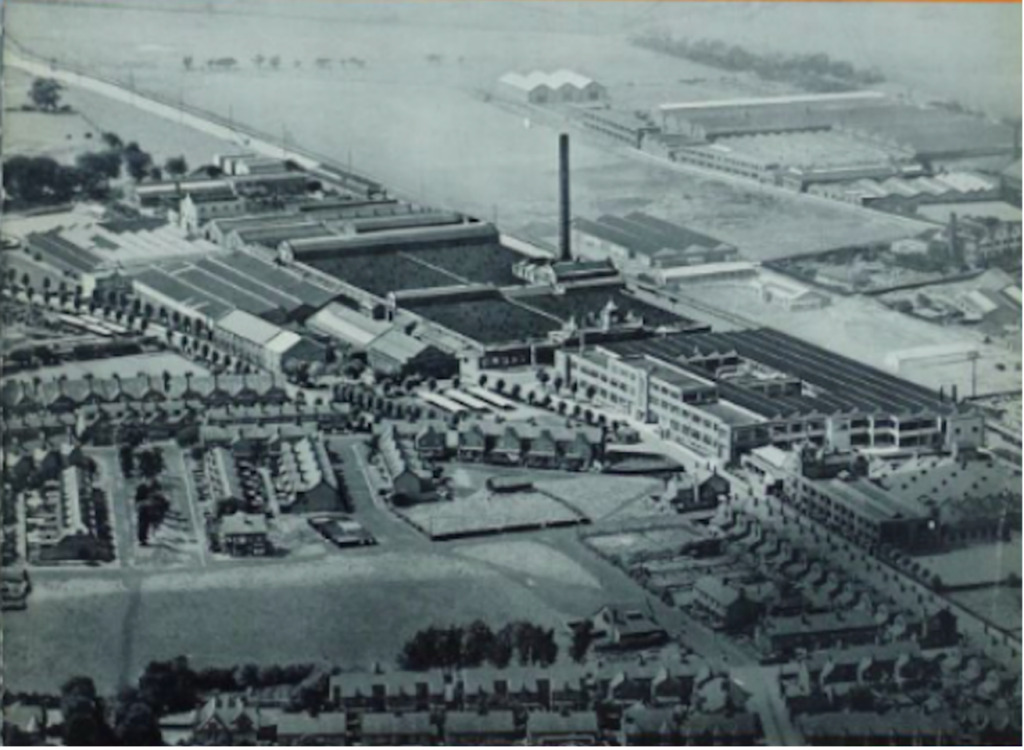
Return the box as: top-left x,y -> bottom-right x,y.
500,68 -> 596,91
131,252 -> 335,320
217,309 -> 286,345
659,91 -> 887,113
604,328 -> 954,419
306,303 -> 392,347
917,201 -> 1023,225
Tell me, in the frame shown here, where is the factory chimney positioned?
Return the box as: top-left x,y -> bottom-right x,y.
559,133 -> 572,262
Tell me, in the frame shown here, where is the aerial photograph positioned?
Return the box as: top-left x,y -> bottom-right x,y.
0,0 -> 1020,744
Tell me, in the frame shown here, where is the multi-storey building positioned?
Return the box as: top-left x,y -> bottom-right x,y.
556,329 -> 982,462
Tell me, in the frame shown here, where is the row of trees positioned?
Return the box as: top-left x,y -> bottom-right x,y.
183,54 -> 367,72
635,34 -> 884,92
119,445 -> 170,544
399,620 -> 559,671
2,125 -> 189,206
57,676 -> 158,746
48,657 -> 323,745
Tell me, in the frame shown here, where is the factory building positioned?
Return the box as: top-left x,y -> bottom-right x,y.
498,70 -> 607,105
213,309 -> 326,375
572,212 -> 739,270
658,91 -> 891,141
555,329 -> 981,462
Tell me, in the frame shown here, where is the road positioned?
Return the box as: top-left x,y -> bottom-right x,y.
731,665 -> 803,745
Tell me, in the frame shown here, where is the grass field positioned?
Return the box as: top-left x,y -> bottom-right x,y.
4,541 -> 623,694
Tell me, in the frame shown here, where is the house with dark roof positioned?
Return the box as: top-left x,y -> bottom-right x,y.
444,710 -> 520,745
190,696 -> 277,745
271,711 -> 348,744
581,605 -> 669,651
692,576 -> 759,632
358,712 -> 437,745
215,512 -> 270,557
526,711 -> 600,744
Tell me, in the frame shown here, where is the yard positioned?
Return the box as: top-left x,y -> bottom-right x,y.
915,535 -> 1022,589
88,443 -> 207,570
532,474 -> 662,521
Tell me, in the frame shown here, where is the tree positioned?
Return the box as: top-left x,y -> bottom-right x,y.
29,77 -> 63,111
3,155 -> 79,204
138,657 -> 199,715
75,150 -> 122,198
269,55 -> 281,70
253,53 -> 266,69
123,146 -> 154,182
61,676 -> 114,746
569,620 -> 595,663
113,689 -> 163,746
119,445 -> 136,477
138,448 -> 165,481
164,155 -> 189,177
101,131 -> 124,150
183,55 -> 194,71
462,620 -> 496,667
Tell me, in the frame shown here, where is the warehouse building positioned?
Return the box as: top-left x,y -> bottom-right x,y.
393,278 -> 703,371
573,212 -> 739,270
808,171 -> 1001,210
658,91 -> 891,140
214,309 -> 326,375
130,251 -> 337,330
571,106 -> 656,148
498,69 -> 607,105
555,328 -> 981,462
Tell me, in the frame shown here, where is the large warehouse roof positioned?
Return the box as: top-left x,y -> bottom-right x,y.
500,69 -> 597,92
605,328 -> 954,419
659,91 -> 886,113
132,252 -> 336,321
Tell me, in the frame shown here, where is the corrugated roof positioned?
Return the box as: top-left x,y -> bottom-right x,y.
217,309 -> 284,345
500,69 -> 595,91
307,303 -> 391,347
368,328 -> 428,362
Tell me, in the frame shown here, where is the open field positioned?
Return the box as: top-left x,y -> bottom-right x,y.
7,0 -> 929,261
3,541 -> 625,694
533,474 -> 661,521
948,587 -> 1022,635
3,69 -> 100,162
915,535 -> 1022,589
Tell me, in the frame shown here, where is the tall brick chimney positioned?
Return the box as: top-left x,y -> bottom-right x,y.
559,133 -> 571,262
